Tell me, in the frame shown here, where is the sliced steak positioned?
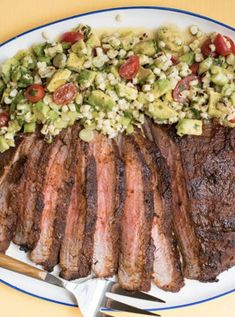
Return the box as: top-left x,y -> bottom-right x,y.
118,135 -> 154,291
60,135 -> 88,280
91,134 -> 124,278
30,127 -> 75,271
134,128 -> 184,292
13,137 -> 44,249
175,124 -> 235,280
150,123 -> 201,280
0,134 -> 35,252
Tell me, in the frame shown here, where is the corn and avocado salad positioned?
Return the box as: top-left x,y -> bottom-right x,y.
0,23 -> 234,152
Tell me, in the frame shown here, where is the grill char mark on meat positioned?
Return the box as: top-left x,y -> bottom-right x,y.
176,124 -> 235,280
91,134 -> 124,277
0,135 -> 35,252
60,134 -> 88,280
150,123 -> 201,280
118,135 -> 154,291
30,127 -> 74,271
134,128 -> 184,292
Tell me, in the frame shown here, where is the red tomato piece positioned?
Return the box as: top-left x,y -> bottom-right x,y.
119,55 -> 140,80
190,62 -> 200,75
61,31 -> 84,43
201,38 -> 217,58
25,84 -> 45,103
173,75 -> 199,103
0,112 -> 9,127
224,36 -> 235,54
214,33 -> 231,56
171,55 -> 178,65
229,118 -> 235,123
53,83 -> 77,105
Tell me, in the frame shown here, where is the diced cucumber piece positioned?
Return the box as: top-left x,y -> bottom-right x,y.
176,119 -> 202,136
24,122 -> 36,133
211,73 -> 229,86
33,101 -> 50,122
79,128 -> 94,142
33,43 -> 46,57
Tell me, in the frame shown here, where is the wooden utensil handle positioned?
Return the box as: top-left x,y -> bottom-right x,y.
0,253 -> 47,281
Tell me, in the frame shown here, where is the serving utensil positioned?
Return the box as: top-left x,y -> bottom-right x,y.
0,253 -> 164,316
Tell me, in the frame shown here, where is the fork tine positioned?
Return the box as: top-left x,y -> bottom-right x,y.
101,298 -> 160,316
109,284 -> 165,303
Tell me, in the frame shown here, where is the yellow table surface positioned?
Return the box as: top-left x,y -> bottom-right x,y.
0,0 -> 234,316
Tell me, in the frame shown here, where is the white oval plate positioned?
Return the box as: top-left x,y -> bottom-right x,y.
0,6 -> 234,311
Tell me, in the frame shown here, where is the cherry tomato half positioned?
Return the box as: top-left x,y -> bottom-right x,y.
119,55 -> 140,80
201,39 -> 217,58
171,55 -> 178,65
173,75 -> 199,103
224,36 -> 235,54
0,112 -> 9,127
53,83 -> 77,105
229,118 -> 235,123
25,84 -> 45,103
61,31 -> 84,43
214,33 -> 232,56
190,62 -> 200,75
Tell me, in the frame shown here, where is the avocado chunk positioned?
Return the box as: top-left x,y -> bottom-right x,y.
0,136 -> 10,153
88,90 -> 115,111
1,57 -> 19,83
71,40 -> 87,56
179,52 -> 195,65
137,67 -> 153,84
120,31 -> 136,50
47,69 -> 71,92
133,40 -> 156,57
67,52 -> 85,71
148,100 -> 178,120
208,91 -> 223,118
77,70 -> 96,88
86,34 -> 101,48
211,72 -> 229,86
176,119 -> 202,136
116,83 -> 138,101
151,79 -> 171,99
231,92 -> 235,106
157,27 -> 184,52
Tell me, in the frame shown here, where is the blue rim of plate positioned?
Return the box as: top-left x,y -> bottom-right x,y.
0,5 -> 234,310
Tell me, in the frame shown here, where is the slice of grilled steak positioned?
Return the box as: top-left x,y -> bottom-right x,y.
13,137 -> 44,249
118,135 -> 154,291
60,135 -> 88,280
91,134 -> 124,278
0,134 -> 35,252
175,124 -> 235,281
151,123 -> 201,280
134,128 -> 184,292
30,127 -> 75,271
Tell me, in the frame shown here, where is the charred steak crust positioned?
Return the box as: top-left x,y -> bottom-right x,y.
151,123 -> 202,280
13,137 -> 44,250
118,135 -> 155,291
76,148 -> 97,277
29,128 -> 74,271
133,129 -> 184,292
176,124 -> 235,280
0,134 -> 35,252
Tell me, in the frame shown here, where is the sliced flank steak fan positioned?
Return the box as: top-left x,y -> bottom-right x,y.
134,128 -> 184,292
0,134 -> 35,252
29,127 -> 75,271
118,134 -> 155,291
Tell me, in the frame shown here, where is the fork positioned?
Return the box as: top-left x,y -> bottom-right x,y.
0,253 -> 164,316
